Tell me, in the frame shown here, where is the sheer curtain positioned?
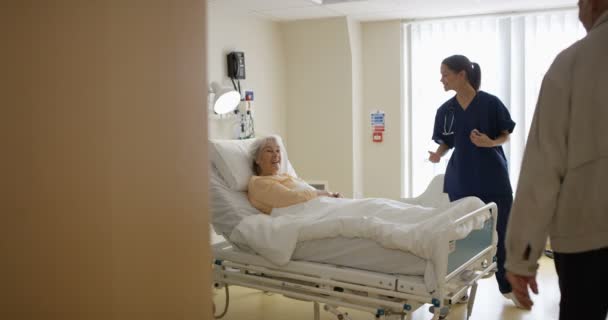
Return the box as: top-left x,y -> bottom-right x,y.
405,10 -> 585,197
509,11 -> 585,187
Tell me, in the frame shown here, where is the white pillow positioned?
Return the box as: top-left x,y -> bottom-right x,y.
209,164 -> 261,237
209,136 -> 297,191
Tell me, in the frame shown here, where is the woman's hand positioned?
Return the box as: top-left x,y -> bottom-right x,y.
316,190 -> 342,198
428,144 -> 450,163
316,190 -> 331,197
428,151 -> 441,163
470,129 -> 495,148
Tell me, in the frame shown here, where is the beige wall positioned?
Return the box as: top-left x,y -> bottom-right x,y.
2,1 -> 211,319
280,18 -> 404,199
208,1 -> 287,140
282,18 -> 354,197
348,18 -> 364,199
361,21 -> 404,199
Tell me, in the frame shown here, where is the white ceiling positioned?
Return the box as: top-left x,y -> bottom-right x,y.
208,0 -> 577,22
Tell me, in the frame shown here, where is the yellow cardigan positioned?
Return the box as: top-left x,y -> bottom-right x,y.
247,174 -> 317,214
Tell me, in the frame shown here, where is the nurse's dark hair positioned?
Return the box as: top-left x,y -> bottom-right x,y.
442,55 -> 481,91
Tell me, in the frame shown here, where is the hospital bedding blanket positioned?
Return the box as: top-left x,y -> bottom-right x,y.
230,196 -> 490,292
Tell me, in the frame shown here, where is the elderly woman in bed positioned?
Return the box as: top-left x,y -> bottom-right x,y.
248,136 -> 342,214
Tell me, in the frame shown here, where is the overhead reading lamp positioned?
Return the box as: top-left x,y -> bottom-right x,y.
209,81 -> 240,115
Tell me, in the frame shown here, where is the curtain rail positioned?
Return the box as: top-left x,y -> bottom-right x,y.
401,6 -> 577,25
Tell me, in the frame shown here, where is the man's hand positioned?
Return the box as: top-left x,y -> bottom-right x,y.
506,271 -> 539,310
470,129 -> 495,148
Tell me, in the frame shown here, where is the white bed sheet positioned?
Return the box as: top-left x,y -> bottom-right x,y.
229,197 -> 486,265
229,196 -> 488,292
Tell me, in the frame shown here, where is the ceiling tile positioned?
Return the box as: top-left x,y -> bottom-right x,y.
257,6 -> 342,21
323,0 -> 401,15
211,0 -> 317,12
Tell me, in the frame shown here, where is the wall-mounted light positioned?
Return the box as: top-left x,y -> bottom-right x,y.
209,82 -> 240,115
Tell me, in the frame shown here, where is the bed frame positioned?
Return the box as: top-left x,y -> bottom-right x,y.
212,199 -> 497,320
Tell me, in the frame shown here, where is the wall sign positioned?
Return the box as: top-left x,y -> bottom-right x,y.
371,111 -> 385,143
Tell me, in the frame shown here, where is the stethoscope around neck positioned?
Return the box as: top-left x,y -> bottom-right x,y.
443,105 -> 455,136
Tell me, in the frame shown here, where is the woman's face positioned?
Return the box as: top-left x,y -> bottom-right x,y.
256,139 -> 281,176
440,64 -> 464,92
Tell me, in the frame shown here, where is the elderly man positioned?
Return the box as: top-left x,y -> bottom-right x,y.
505,0 -> 608,319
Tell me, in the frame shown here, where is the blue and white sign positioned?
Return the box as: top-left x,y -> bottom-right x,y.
371,111 -> 385,131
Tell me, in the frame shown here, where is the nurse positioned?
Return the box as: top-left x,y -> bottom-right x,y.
429,55 -> 520,306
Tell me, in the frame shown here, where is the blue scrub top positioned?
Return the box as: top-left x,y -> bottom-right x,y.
432,91 -> 516,198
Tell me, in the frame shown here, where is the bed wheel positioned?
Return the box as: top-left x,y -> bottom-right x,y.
429,306 -> 449,319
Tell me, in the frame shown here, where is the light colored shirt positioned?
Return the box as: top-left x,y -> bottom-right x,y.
505,12 -> 608,276
248,174 -> 317,214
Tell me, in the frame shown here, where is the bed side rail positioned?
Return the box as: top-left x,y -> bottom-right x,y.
445,202 -> 497,280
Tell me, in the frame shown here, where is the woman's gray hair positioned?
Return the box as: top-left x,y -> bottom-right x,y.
251,135 -> 280,175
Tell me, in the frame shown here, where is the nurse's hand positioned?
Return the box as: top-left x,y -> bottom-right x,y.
428,151 -> 441,163
470,129 -> 495,148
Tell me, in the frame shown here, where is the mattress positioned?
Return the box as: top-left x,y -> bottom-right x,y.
291,236 -> 426,275
229,236 -> 427,276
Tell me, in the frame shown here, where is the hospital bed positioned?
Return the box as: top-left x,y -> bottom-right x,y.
209,137 -> 498,320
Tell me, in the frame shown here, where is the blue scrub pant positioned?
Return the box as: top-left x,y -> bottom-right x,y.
449,193 -> 513,294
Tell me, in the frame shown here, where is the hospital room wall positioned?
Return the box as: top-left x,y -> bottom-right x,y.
2,1 -> 211,319
208,1 -> 287,140
348,18 -> 365,199
281,18 -> 356,198
280,18 -> 402,199
361,21 -> 404,199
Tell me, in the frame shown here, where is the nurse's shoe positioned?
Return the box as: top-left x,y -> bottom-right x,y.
503,292 -> 525,309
